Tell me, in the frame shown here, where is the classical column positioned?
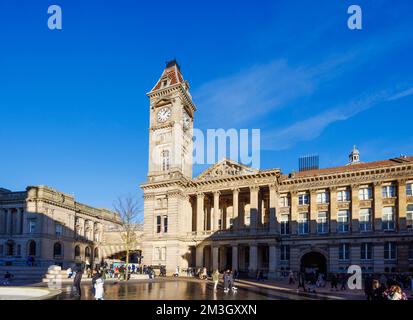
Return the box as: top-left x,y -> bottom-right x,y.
351,184 -> 360,232
196,193 -> 205,233
309,190 -> 317,234
6,209 -> 12,235
213,191 -> 220,231
249,245 -> 258,275
232,189 -> 240,230
290,191 -> 298,234
398,179 -> 407,231
183,195 -> 192,233
238,199 -> 245,229
232,245 -> 238,272
196,245 -> 204,268
373,182 -> 382,231
0,209 -> 5,234
212,246 -> 219,271
269,184 -> 278,232
249,186 -> 259,229
15,208 -> 22,235
330,187 -> 338,233
268,244 -> 278,279
219,247 -> 227,270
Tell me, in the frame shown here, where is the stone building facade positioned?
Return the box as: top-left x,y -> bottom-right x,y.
141,61 -> 413,277
0,185 -> 122,268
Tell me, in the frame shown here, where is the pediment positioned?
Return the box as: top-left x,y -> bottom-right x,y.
196,159 -> 259,181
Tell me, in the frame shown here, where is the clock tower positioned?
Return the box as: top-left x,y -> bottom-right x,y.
146,60 -> 195,182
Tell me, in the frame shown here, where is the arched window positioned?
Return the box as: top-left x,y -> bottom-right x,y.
28,240 -> 36,256
94,247 -> 99,259
74,245 -> 81,258
162,150 -> 170,171
6,240 -> 14,256
85,246 -> 91,258
53,242 -> 62,257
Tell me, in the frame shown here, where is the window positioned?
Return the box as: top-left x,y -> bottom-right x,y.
28,241 -> 36,256
316,192 -> 329,204
161,247 -> 166,260
74,245 -> 80,258
409,244 -> 413,260
298,213 -> 309,235
280,214 -> 289,235
359,208 -> 372,231
339,243 -> 350,260
162,150 -> 170,171
382,185 -> 396,198
298,194 -> 309,205
317,212 -> 328,233
163,216 -> 168,233
382,207 -> 395,231
406,183 -> 413,196
384,242 -> 396,260
337,190 -> 350,202
337,210 -> 350,232
28,219 -> 36,234
280,245 -> 290,261
359,187 -> 372,200
361,243 -> 372,260
85,246 -> 91,258
407,204 -> 413,230
55,223 -> 63,236
279,196 -> 289,207
156,216 -> 161,234
53,242 -> 62,257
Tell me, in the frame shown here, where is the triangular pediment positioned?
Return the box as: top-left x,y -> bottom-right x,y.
196,159 -> 259,181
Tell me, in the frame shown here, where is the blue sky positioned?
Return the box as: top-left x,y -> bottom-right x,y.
1,0 -> 412,209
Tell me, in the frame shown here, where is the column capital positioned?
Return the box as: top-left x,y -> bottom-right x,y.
373,181 -> 382,187
250,185 -> 260,192
329,186 -> 337,192
398,179 -> 407,186
213,190 -> 221,196
196,192 -> 205,199
232,188 -> 240,194
351,183 -> 360,189
269,183 -> 278,192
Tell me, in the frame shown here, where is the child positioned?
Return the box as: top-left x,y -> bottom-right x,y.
94,273 -> 105,300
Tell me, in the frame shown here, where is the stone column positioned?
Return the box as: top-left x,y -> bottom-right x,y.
196,245 -> 204,268
290,192 -> 298,234
0,209 -> 5,234
6,209 -> 12,235
351,184 -> 360,232
330,187 -> 338,233
269,184 -> 278,232
232,245 -> 238,272
373,182 -> 382,231
398,180 -> 407,231
196,193 -> 205,233
16,209 -> 22,235
268,244 -> 278,279
219,247 -> 227,270
249,244 -> 258,275
232,189 -> 239,229
309,190 -> 317,234
238,199 -> 245,229
183,196 -> 192,233
212,246 -> 219,271
249,186 -> 259,229
213,191 -> 220,231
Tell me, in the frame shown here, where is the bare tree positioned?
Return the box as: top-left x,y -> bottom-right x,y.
114,196 -> 143,281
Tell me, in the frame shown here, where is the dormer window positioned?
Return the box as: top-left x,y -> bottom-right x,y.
161,79 -> 168,88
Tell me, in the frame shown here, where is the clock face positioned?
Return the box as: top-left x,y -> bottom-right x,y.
157,107 -> 171,123
183,111 -> 191,129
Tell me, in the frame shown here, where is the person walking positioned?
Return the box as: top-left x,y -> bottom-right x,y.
223,270 -> 230,293
297,271 -> 306,292
73,262 -> 84,298
288,270 -> 295,285
340,273 -> 347,291
372,280 -> 386,300
212,270 -> 220,292
3,271 -> 13,285
330,273 -> 339,291
364,274 -> 374,301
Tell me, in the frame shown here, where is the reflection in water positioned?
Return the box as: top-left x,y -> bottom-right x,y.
57,279 -> 279,300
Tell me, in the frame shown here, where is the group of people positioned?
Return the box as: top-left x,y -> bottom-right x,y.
364,274 -> 409,300
71,262 -> 105,300
212,269 -> 238,293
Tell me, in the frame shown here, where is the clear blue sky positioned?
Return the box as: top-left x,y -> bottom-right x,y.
1,0 -> 412,209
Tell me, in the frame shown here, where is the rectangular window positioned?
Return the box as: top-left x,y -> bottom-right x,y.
280,245 -> 290,261
317,212 -> 328,233
384,242 -> 396,260
382,207 -> 395,231
279,196 -> 289,207
28,219 -> 37,234
280,214 -> 289,235
161,247 -> 166,260
339,243 -> 350,260
298,213 -> 309,235
337,210 -> 350,232
316,192 -> 329,204
407,204 -> 413,230
359,187 -> 372,200
298,194 -> 309,205
359,208 -> 372,231
361,243 -> 372,260
55,223 -> 63,236
163,216 -> 168,233
156,215 -> 161,234
337,190 -> 350,202
382,185 -> 396,198
406,184 -> 413,196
